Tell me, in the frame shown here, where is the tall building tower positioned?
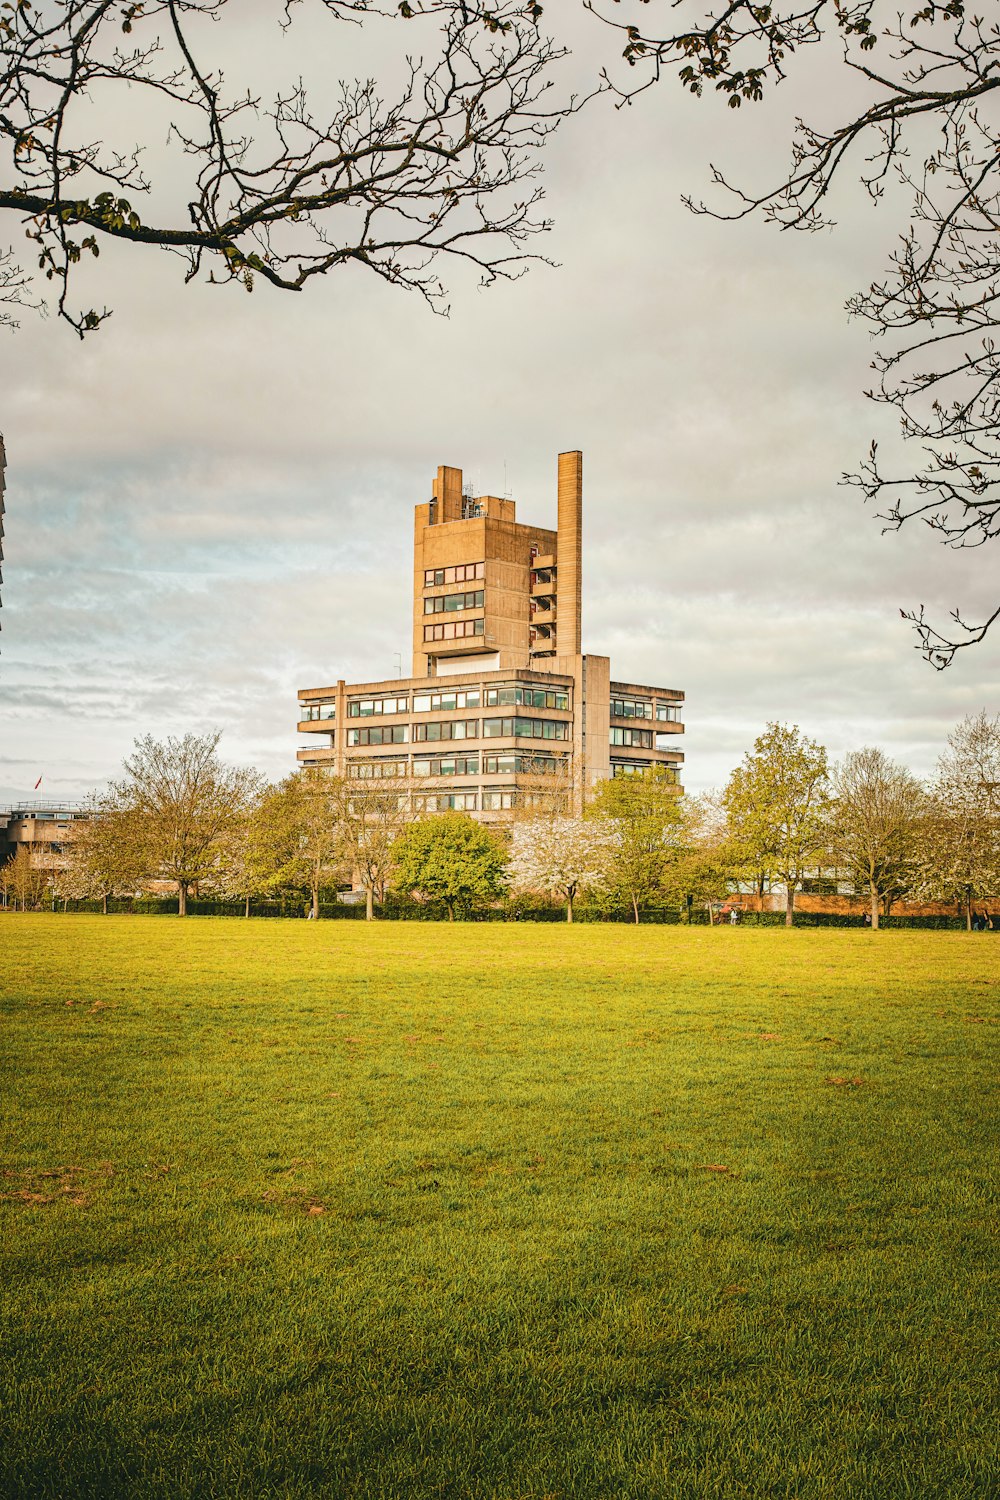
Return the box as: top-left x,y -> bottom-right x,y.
297,452 -> 684,820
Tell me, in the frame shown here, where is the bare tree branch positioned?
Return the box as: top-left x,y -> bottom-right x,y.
1,1 -> 574,334
590,1 -> 1000,664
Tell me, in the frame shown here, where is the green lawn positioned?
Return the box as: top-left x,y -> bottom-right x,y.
1,918 -> 997,1499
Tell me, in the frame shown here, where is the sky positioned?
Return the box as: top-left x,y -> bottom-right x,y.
1,4 -> 997,806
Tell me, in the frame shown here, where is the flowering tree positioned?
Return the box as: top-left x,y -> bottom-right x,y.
508,815 -> 614,922
62,802 -> 148,913
917,712 -> 1000,930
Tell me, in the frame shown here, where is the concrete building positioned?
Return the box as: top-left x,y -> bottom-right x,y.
296,452 -> 684,819
0,804 -> 88,890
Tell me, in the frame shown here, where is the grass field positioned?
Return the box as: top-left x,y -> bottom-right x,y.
1,917 -> 997,1499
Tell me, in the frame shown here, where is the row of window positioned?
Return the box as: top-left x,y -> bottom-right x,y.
347,695 -> 409,718
307,687 -> 676,725
423,562 -> 485,586
612,761 -> 681,782
610,697 -> 683,723
479,716 -> 566,740
611,726 -> 653,748
415,719 -> 477,741
346,753 -> 567,779
412,755 -> 480,778
347,725 -> 408,746
424,589 -> 484,615
423,618 -> 485,643
308,683 -> 577,720
486,684 -> 569,710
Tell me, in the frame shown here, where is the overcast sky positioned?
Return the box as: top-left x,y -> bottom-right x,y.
1,4 -> 996,806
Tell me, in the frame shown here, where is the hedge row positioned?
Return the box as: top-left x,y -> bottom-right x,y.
35,897 -> 975,928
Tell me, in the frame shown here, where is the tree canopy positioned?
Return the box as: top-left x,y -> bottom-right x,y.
392,810 -> 507,919
722,721 -> 829,925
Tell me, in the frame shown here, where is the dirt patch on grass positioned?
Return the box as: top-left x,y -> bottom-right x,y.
0,1161 -> 114,1208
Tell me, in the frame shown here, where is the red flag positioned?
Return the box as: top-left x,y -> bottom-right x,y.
33,776 -> 42,790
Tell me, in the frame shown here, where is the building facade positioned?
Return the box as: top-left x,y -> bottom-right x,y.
296,452 -> 684,819
0,804 -> 88,891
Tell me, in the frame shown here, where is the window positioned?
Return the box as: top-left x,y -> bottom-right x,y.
423,562 -> 485,586
483,685 -> 569,710
611,697 -> 653,720
483,753 -> 564,775
347,695 -> 408,717
415,792 -> 479,812
610,726 -> 653,748
347,725 -> 408,746
413,719 -> 478,742
423,619 -> 485,643
412,689 -> 480,713
411,754 -> 480,778
348,758 -> 408,779
299,701 -> 336,721
482,788 -> 515,810
612,761 -> 680,782
424,589 -> 485,615
656,702 -> 683,723
483,716 -> 569,741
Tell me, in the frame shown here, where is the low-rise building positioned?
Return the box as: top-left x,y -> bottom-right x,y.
297,452 -> 684,819
0,803 -> 89,889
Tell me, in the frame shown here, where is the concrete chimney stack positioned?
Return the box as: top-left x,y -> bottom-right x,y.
556,450 -> 582,658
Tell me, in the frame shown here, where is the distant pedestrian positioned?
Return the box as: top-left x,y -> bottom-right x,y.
729,907 -> 739,926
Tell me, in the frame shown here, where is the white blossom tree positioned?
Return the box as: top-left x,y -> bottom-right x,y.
508,815 -> 614,922
917,712 -> 1000,929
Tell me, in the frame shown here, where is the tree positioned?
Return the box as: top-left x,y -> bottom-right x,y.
332,774 -> 409,920
0,845 -> 46,911
103,730 -> 260,915
287,768 -> 349,919
215,778 -> 307,916
723,722 -> 829,926
508,813 -> 613,922
593,1 -> 1000,664
0,1 -> 567,335
62,802 -> 148,913
392,811 -> 507,919
662,790 -> 734,921
587,766 -> 683,922
917,711 -> 1000,929
829,747 -> 924,929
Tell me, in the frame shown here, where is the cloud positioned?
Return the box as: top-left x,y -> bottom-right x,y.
0,7 -> 996,804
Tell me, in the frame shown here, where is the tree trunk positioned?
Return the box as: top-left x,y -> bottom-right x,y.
965,889 -> 973,931
178,881 -> 187,917
365,885 -> 374,922
311,885 -> 319,920
785,885 -> 794,928
245,895 -> 251,919
632,894 -> 640,925
447,902 -> 455,922
566,892 -> 574,923
870,881 -> 879,931
102,892 -> 108,916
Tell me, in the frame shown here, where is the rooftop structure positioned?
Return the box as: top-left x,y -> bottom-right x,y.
297,452 -> 684,820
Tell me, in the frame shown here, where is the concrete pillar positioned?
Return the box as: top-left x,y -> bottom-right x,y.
556,451 -> 582,659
